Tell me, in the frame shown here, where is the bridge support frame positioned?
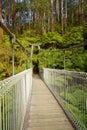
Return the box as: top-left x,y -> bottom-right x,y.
11,34 -> 15,76
30,43 -> 40,69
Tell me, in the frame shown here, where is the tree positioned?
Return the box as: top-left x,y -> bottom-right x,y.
0,0 -> 3,41
4,0 -> 11,27
31,0 -> 50,34
56,0 -> 60,22
64,0 -> 67,31
78,0 -> 84,25
61,0 -> 64,34
15,0 -> 21,34
50,0 -> 54,32
12,0 -> 15,28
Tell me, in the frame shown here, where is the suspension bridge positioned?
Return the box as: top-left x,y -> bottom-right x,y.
0,21 -> 87,130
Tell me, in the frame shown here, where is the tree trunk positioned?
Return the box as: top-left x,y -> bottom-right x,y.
78,0 -> 81,25
47,17 -> 50,32
81,0 -> 84,24
5,0 -> 10,28
0,0 -> 3,41
78,0 -> 84,25
50,0 -> 54,32
0,0 -> 2,21
12,0 -> 15,28
61,0 -> 64,35
17,0 -> 21,34
64,0 -> 67,32
41,12 -> 46,34
56,0 -> 59,22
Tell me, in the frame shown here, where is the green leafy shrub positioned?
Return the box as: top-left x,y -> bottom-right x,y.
63,26 -> 84,46
40,32 -> 63,48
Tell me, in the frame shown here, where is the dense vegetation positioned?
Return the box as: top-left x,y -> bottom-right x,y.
0,25 -> 87,79
0,0 -> 87,79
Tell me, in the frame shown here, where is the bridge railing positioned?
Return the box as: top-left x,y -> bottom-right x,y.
0,69 -> 32,130
40,68 -> 87,130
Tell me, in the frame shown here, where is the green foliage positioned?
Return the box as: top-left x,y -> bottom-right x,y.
60,87 -> 87,128
68,103 -> 87,128
83,51 -> 87,72
39,49 -> 64,69
61,92 -> 76,104
19,31 -> 40,46
0,34 -> 30,80
61,89 -> 86,109
15,2 -> 27,12
40,32 -> 63,48
83,22 -> 87,41
0,35 -> 12,79
67,48 -> 84,71
31,0 -> 50,14
63,26 -> 84,46
1,25 -> 86,80
54,21 -> 61,33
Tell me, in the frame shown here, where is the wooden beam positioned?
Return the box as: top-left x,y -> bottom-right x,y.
30,43 -> 41,46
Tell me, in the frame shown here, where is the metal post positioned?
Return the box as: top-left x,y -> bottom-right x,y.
25,49 -> 26,70
11,34 -> 15,76
52,51 -> 54,69
85,94 -> 87,113
12,40 -> 14,75
64,50 -> 66,70
3,97 -> 5,130
63,50 -> 66,100
30,45 -> 33,68
0,98 -> 2,130
48,51 -> 50,68
38,45 -> 40,50
28,51 -> 30,68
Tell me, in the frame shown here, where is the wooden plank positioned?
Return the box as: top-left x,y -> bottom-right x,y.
23,75 -> 75,130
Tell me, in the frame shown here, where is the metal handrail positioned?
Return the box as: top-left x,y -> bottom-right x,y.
0,21 -> 28,53
40,68 -> 87,130
0,68 -> 32,130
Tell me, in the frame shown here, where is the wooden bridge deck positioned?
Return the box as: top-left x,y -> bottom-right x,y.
23,75 -> 75,130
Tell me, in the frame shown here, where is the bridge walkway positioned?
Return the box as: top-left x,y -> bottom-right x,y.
23,75 -> 75,130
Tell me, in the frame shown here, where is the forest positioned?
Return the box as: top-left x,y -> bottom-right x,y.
0,0 -> 87,79
0,1 -> 87,129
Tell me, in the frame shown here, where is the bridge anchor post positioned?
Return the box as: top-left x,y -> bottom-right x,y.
11,34 -> 15,76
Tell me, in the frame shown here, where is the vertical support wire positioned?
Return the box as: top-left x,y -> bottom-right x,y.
12,86 -> 15,130
10,90 -> 12,130
3,96 -> 5,130
15,84 -> 17,130
5,94 -> 7,130
0,97 -> 2,130
15,84 -> 18,130
64,50 -> 66,70
63,50 -> 66,100
7,93 -> 9,130
48,51 -> 50,68
86,77 -> 87,121
17,84 -> 20,130
24,49 -> 27,70
11,38 -> 15,76
30,45 -> 33,68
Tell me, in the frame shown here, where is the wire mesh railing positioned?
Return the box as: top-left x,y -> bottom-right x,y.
0,68 -> 32,130
40,68 -> 87,130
